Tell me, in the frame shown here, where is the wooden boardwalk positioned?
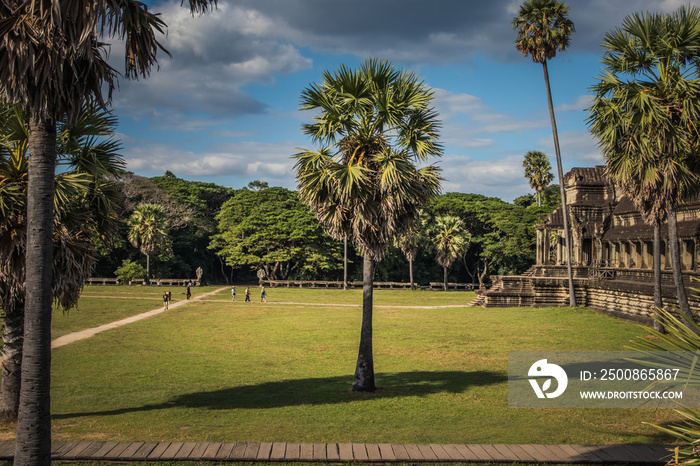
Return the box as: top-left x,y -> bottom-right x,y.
0,440 -> 673,463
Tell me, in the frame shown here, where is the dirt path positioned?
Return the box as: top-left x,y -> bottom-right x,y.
51,287 -> 228,349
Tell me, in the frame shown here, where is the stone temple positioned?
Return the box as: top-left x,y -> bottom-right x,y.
481,165 -> 700,321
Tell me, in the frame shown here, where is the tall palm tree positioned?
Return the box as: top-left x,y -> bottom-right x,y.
0,103 -> 123,419
514,0 -> 576,306
294,59 -> 442,392
0,1 -> 215,462
522,150 -> 554,206
587,6 -> 700,329
432,216 -> 471,291
127,204 -> 169,282
395,230 -> 421,288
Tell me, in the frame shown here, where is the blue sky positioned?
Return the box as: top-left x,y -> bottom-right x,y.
109,0 -> 697,202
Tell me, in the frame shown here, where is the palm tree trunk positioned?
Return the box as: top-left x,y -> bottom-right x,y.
352,254 -> 375,392
409,257 -> 414,288
537,190 -> 542,207
146,254 -> 150,283
0,298 -> 23,420
343,236 -> 348,291
443,266 -> 448,291
653,221 -> 665,333
667,204 -> 695,329
15,115 -> 55,466
542,60 -> 576,307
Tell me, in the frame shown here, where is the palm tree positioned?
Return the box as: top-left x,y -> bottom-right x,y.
127,204 -> 169,282
514,0 -> 576,306
0,103 -> 123,419
522,150 -> 554,206
0,1 -> 215,461
432,216 -> 471,291
294,59 -> 442,392
587,6 -> 700,329
395,231 -> 421,288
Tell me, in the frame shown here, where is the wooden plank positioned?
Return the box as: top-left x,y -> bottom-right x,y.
502,444 -> 537,462
62,441 -> 94,459
188,442 -> 209,459
159,442 -> 185,460
338,443 -> 354,462
429,444 -> 454,461
257,442 -> 273,460
75,442 -> 109,460
464,444 -> 495,461
90,441 -> 119,459
556,444 -> 588,462
378,443 -> 396,461
118,442 -> 145,459
285,442 -> 300,460
146,442 -> 171,460
299,443 -> 314,461
391,444 -> 411,461
620,444 -> 661,462
365,443 -> 381,461
417,444 -> 438,460
480,444 -> 511,462
202,442 -> 222,460
229,442 -> 247,460
326,443 -> 340,461
53,442 -> 78,457
567,444 -> 609,462
103,442 -> 132,460
586,445 -> 623,462
269,442 -> 286,461
539,444 -> 573,463
242,442 -> 261,461
0,441 -> 15,458
404,444 -> 424,461
493,444 -> 525,462
215,442 -> 237,460
352,443 -> 369,461
525,444 -> 565,462
453,444 -> 479,461
596,444 -> 647,462
312,443 -> 327,461
172,442 -> 197,460
131,442 -> 158,460
441,444 -> 466,461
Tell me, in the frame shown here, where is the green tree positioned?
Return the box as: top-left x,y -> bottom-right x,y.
432,216 -> 471,291
587,6 -> 700,328
394,211 -> 430,288
127,204 -> 169,282
114,259 -> 146,284
514,0 -> 576,306
522,150 -> 554,206
0,0 -> 215,460
0,104 -> 123,420
210,187 -> 341,280
294,59 -> 442,392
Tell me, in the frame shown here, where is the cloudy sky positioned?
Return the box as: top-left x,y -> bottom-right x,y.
110,0 -> 696,202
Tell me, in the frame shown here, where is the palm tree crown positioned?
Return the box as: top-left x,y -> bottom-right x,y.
433,216 -> 471,269
514,0 -> 574,63
587,6 -> 700,222
522,150 -> 554,206
127,203 -> 168,258
294,59 -> 443,260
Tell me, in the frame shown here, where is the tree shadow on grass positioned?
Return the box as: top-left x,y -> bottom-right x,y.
55,370 -> 505,419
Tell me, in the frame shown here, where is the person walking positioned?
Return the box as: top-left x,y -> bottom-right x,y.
163,291 -> 169,310
167,290 -> 172,306
245,287 -> 251,302
260,286 -> 267,303
231,285 -> 236,302
186,282 -> 191,300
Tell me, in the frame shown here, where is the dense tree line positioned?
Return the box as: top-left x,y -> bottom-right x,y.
90,173 -> 558,286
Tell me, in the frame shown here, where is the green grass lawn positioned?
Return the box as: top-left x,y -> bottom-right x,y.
18,287 -> 681,445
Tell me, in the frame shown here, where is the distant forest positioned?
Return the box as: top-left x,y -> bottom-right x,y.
96,171 -> 562,286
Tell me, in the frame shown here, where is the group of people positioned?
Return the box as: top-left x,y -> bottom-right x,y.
162,283 -> 268,310
231,286 -> 266,302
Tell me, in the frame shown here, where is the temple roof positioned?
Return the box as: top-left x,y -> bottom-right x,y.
602,219 -> 700,241
563,166 -> 608,187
